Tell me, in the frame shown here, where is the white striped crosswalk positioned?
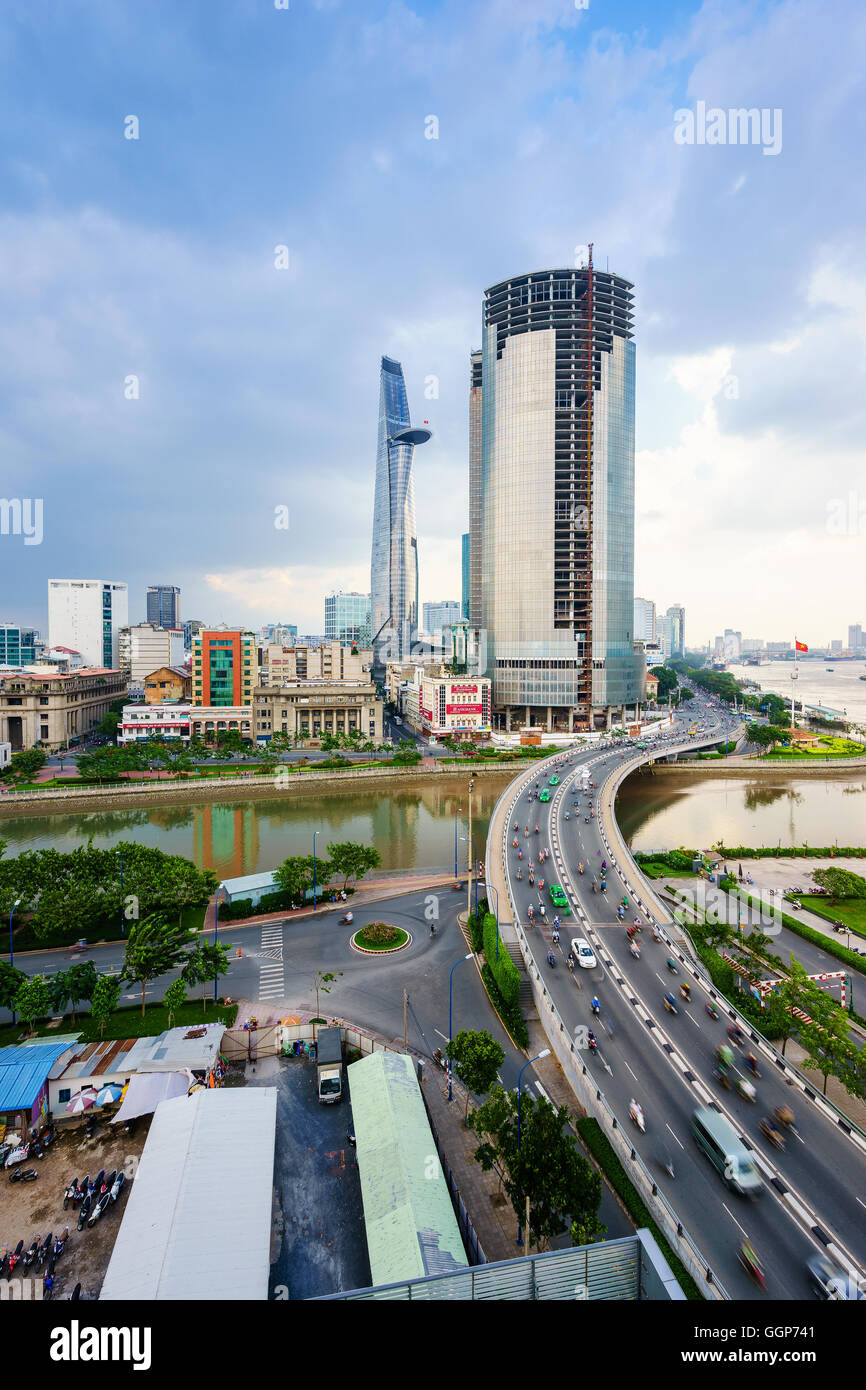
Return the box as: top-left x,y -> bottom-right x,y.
258,924 -> 285,1000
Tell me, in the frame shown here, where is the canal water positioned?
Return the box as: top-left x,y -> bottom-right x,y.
616,770 -> 866,852
0,776 -> 501,882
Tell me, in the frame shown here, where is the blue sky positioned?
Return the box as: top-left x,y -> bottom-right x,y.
1,0 -> 864,647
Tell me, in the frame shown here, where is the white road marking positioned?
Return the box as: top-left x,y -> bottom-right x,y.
534,1080 -> 550,1102
722,1203 -> 750,1238
434,1027 -> 449,1042
665,1123 -> 684,1150
686,1011 -> 701,1028
622,1059 -> 639,1081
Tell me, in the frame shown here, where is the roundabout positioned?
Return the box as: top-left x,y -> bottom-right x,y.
350,921 -> 411,955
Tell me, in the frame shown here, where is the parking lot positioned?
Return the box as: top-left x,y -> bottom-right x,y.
246,1052 -> 370,1300
0,1117 -> 148,1300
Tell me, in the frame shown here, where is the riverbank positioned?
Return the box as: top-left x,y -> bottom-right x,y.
644,757 -> 866,776
0,760 -> 517,818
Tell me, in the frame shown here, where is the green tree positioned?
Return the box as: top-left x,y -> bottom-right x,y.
1,749 -> 47,784
311,969 -> 342,1021
121,915 -> 197,1017
90,973 -> 122,1039
0,959 -> 25,1010
48,961 -> 99,1022
798,980 -> 853,1096
392,738 -> 422,766
470,1086 -> 603,1252
812,867 -> 866,903
181,942 -> 230,1011
274,854 -> 330,905
446,1029 -> 506,1121
14,974 -> 51,1035
326,841 -> 382,892
163,977 -> 187,1029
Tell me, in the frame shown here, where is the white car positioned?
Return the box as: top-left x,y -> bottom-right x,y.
571,937 -> 597,969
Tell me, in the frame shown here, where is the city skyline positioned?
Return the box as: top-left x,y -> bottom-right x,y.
1,1 -> 862,646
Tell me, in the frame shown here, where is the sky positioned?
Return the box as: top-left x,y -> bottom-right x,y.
1,0 -> 864,649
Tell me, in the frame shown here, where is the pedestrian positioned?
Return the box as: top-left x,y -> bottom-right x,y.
340,889 -> 347,902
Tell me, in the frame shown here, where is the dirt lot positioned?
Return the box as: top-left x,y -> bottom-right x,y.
0,1116 -> 150,1300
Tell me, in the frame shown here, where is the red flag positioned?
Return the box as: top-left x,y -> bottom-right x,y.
795,639 -> 808,653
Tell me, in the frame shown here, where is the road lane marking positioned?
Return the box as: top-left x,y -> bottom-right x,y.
722,1203 -> 750,1238
665,1123 -> 684,1150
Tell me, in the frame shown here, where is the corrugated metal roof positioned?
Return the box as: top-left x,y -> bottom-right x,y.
347,1051 -> 468,1287
0,1042 -> 77,1112
53,1036 -> 154,1083
136,1023 -> 225,1072
100,1087 -> 277,1301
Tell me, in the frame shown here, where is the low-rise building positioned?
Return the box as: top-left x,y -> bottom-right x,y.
254,680 -> 382,742
0,667 -> 127,751
143,665 -> 192,704
259,641 -> 372,684
188,705 -> 253,741
119,702 -> 191,742
405,673 -> 492,740
119,623 -> 186,683
645,672 -> 659,704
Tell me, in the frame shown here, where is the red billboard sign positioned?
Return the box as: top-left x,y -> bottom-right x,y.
446,703 -> 483,715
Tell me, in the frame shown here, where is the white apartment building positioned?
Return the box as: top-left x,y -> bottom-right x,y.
119,703 -> 191,743
48,579 -> 128,669
405,673 -> 492,740
633,598 -> 656,644
119,623 -> 186,684
260,642 -> 371,684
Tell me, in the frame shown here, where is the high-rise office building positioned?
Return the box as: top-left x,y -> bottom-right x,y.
480,262 -> 641,730
324,592 -> 371,647
370,357 -> 431,672
146,585 -> 181,630
633,598 -> 656,644
0,624 -> 39,667
191,630 -> 255,707
848,624 -> 864,652
119,623 -> 186,684
461,533 -> 470,621
48,579 -> 128,668
666,604 -> 685,659
468,349 -> 483,629
423,601 -> 462,636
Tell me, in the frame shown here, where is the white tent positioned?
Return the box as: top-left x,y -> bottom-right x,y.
111,1071 -> 190,1123
100,1087 -> 277,1301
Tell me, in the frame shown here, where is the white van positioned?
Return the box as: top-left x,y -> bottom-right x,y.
691,1106 -> 762,1195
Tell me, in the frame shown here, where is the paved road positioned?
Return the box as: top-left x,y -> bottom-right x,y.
502,697 -> 866,1300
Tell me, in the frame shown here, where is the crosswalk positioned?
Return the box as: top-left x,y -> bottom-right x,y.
258,924 -> 286,1001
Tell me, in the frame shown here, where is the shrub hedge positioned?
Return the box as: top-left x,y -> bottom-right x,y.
482,911 -> 520,1009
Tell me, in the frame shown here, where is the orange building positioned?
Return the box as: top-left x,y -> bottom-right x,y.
191,630 -> 255,707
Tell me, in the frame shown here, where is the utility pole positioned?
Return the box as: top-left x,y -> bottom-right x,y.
467,776 -> 475,918
403,988 -> 408,1050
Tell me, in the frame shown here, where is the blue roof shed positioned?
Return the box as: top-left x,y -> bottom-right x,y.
0,1042 -> 78,1114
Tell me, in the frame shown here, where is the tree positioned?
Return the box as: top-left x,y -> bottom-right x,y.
326,841 -> 382,892
446,1029 -> 506,1121
392,738 -> 422,766
163,978 -> 187,1029
90,973 -> 122,1039
121,915 -> 198,1016
274,854 -> 330,905
1,749 -> 46,784
0,959 -> 25,1010
48,961 -> 99,1022
812,867 -> 866,903
798,979 -> 853,1096
181,942 -> 230,1011
650,666 -> 678,699
311,969 -> 342,1021
470,1086 -> 603,1251
14,974 -> 52,1035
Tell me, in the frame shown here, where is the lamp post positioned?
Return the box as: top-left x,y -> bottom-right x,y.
516,1049 -> 550,1247
312,830 -> 320,911
448,954 -> 473,1102
213,883 -> 226,1002
8,897 -> 21,1025
466,776 -> 475,917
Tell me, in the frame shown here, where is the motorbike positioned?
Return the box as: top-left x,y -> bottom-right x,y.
546,950 -> 556,968
713,1066 -> 732,1090
22,1235 -> 40,1270
77,1193 -> 92,1232
591,1000 -> 600,1016
705,1002 -> 719,1020
7,1240 -> 24,1279
774,1104 -> 796,1131
578,861 -> 584,874
629,1100 -> 646,1133
70,1283 -> 82,1302
738,1244 -> 766,1290
36,1233 -> 52,1269
0,1247 -> 8,1280
727,1025 -> 745,1048
53,1227 -> 69,1260
666,958 -> 678,975
760,1118 -> 786,1150
591,880 -> 597,893
110,1171 -> 126,1204
100,1169 -> 117,1197
339,913 -> 353,925
63,1178 -> 80,1210
663,994 -> 678,1015
87,1189 -> 113,1229
9,1167 -> 38,1184
75,1175 -> 90,1206
517,867 -> 523,880
4,1142 -> 30,1169
679,984 -> 691,1002
660,1153 -> 675,1179
630,941 -> 640,959
587,1033 -> 597,1052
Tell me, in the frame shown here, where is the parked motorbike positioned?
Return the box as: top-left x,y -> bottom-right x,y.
0,1246 -> 7,1280
36,1233 -> 52,1269
4,1142 -> 30,1169
110,1171 -> 126,1204
87,1190 -> 112,1228
9,1167 -> 38,1184
22,1235 -> 40,1270
69,1282 -> 81,1302
53,1227 -> 69,1261
74,1175 -> 90,1206
7,1240 -> 24,1278
77,1193 -> 92,1232
63,1178 -> 79,1210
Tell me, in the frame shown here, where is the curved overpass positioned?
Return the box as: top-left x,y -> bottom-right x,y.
485,697 -> 866,1301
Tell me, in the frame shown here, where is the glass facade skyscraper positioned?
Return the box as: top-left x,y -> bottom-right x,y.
146,585 -> 181,630
481,263 -> 642,730
325,591 -> 371,646
370,357 -> 431,671
461,533 -> 470,620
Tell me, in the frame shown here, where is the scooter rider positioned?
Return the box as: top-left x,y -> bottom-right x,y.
591,996 -> 600,1016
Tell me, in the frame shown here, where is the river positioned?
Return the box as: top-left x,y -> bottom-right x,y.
726,657 -> 866,725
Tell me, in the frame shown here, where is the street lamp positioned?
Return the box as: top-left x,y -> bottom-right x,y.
460,836 -> 480,916
517,1049 -> 551,1248
8,897 -> 21,1025
448,954 -> 474,1102
312,830 -> 321,911
212,883 -> 226,1002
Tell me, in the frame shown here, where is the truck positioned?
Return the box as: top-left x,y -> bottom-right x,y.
316,1026 -> 343,1104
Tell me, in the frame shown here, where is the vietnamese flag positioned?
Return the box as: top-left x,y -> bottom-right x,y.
795,639 -> 808,653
